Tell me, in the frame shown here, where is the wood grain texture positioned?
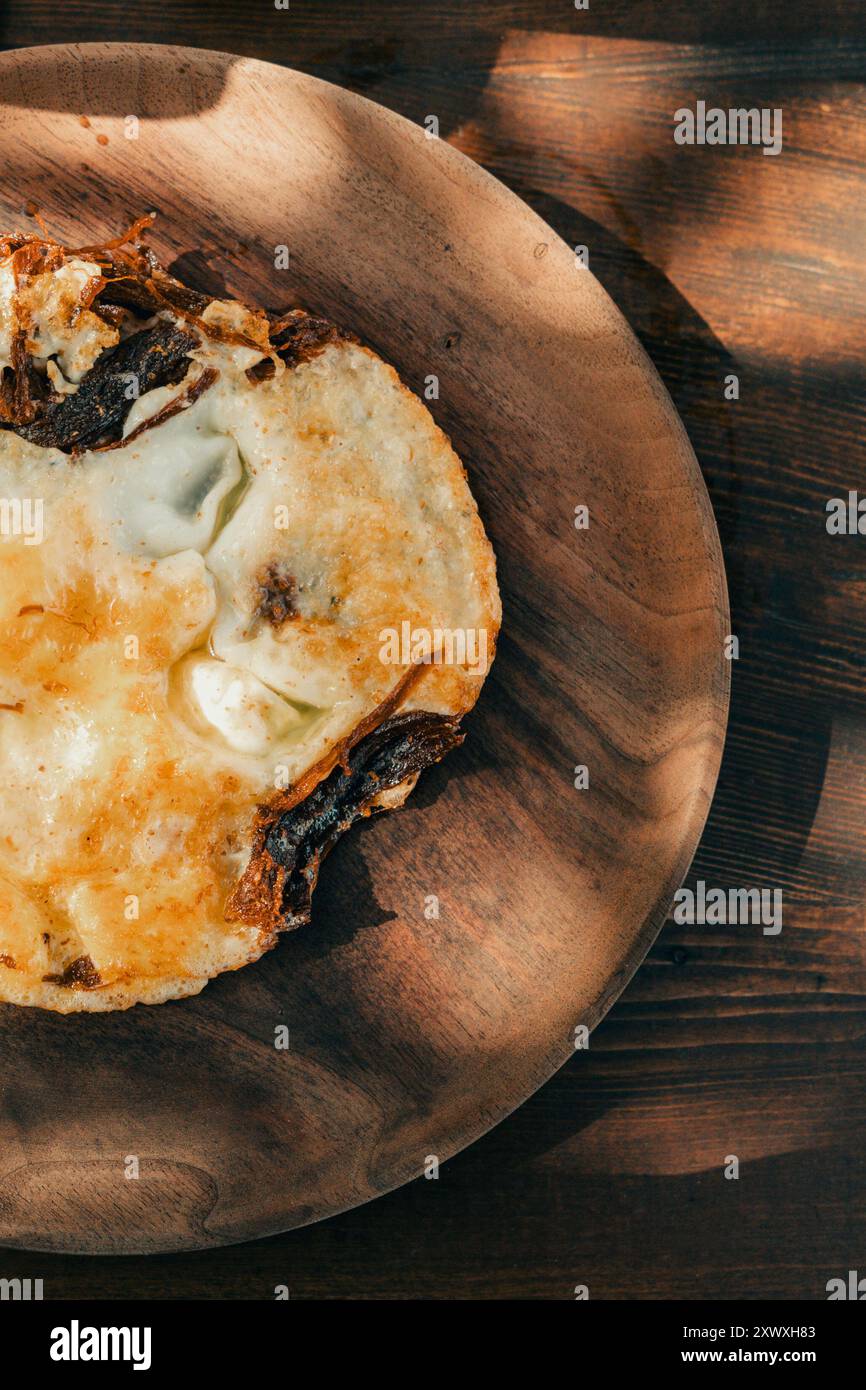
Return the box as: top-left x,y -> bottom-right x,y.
0,41 -> 726,1257
0,0 -> 861,1298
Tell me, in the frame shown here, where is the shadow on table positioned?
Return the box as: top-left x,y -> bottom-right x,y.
3,0 -> 858,126
415,176 -> 861,1170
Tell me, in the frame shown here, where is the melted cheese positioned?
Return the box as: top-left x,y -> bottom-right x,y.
172,653 -> 304,753
0,258 -> 118,382
0,269 -> 500,1010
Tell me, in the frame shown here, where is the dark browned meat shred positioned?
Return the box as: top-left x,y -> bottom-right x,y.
269,308 -> 346,367
15,321 -> 199,451
43,955 -> 102,989
263,711 -> 463,929
255,561 -> 299,628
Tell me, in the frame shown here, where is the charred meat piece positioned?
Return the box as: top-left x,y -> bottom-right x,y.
254,561 -> 298,629
229,711 -> 464,932
0,352 -> 53,425
42,954 -> 102,990
95,265 -> 212,320
16,320 -> 199,451
267,710 -> 463,928
246,356 -> 276,385
269,308 -> 347,367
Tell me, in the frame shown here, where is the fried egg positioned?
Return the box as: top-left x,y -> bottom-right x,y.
0,225 -> 500,1010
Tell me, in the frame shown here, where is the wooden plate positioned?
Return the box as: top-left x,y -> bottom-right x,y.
0,43 -> 729,1254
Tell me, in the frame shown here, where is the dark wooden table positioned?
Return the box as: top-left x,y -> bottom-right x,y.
1,0 -> 864,1300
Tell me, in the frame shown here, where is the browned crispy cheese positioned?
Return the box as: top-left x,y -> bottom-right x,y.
0,215 -> 350,451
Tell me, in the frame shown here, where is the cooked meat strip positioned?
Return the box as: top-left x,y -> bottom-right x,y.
95,262 -> 212,319
14,320 -> 199,451
269,308 -> 348,367
228,711 -> 464,932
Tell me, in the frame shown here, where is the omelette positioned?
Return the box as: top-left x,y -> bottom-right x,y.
0,217 -> 500,1011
